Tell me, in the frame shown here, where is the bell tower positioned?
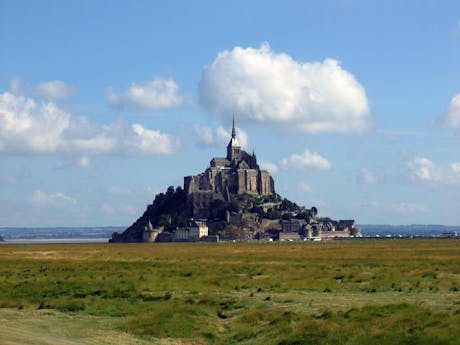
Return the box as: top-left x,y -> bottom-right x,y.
226,116 -> 241,161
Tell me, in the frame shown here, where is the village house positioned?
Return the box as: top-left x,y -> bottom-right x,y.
173,220 -> 208,241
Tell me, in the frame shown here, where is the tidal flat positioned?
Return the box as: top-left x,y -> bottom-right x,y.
0,239 -> 459,344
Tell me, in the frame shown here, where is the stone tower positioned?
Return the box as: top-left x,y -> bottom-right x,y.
226,117 -> 241,162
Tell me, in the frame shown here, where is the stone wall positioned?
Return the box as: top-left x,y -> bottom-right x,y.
279,232 -> 304,241
259,171 -> 272,195
187,191 -> 215,218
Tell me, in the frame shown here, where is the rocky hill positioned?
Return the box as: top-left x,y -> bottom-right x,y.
111,186 -> 188,242
110,186 -> 302,242
110,121 -> 360,243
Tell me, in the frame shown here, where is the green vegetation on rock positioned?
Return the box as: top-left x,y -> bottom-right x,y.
146,186 -> 188,229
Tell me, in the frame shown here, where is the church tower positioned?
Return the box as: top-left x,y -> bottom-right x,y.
226,117 -> 241,161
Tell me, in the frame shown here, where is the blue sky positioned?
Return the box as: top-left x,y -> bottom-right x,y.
0,0 -> 459,227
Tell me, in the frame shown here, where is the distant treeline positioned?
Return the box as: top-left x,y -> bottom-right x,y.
359,224 -> 460,236
0,227 -> 123,240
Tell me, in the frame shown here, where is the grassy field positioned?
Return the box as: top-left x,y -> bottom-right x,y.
0,239 -> 459,344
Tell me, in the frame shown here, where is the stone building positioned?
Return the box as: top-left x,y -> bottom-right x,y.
279,214 -> 362,241
174,220 -> 208,241
142,222 -> 164,243
184,119 -> 275,218
304,219 -> 362,239
281,219 -> 307,233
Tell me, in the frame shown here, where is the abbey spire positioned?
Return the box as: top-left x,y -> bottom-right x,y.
227,116 -> 241,161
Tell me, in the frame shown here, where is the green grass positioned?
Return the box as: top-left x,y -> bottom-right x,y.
0,240 -> 459,344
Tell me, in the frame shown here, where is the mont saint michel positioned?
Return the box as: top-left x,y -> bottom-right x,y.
110,120 -> 361,243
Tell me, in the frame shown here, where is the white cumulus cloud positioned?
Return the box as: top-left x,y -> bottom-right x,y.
408,157 -> 437,182
128,123 -> 179,155
437,93 -> 460,129
408,156 -> 460,185
193,125 -> 214,146
31,189 -> 77,207
0,92 -> 179,156
280,148 -> 331,171
199,43 -> 371,133
33,80 -> 76,100
0,93 -> 71,153
108,78 -> 182,110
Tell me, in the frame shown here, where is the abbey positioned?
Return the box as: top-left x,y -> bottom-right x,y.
110,119 -> 362,243
184,119 -> 274,218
